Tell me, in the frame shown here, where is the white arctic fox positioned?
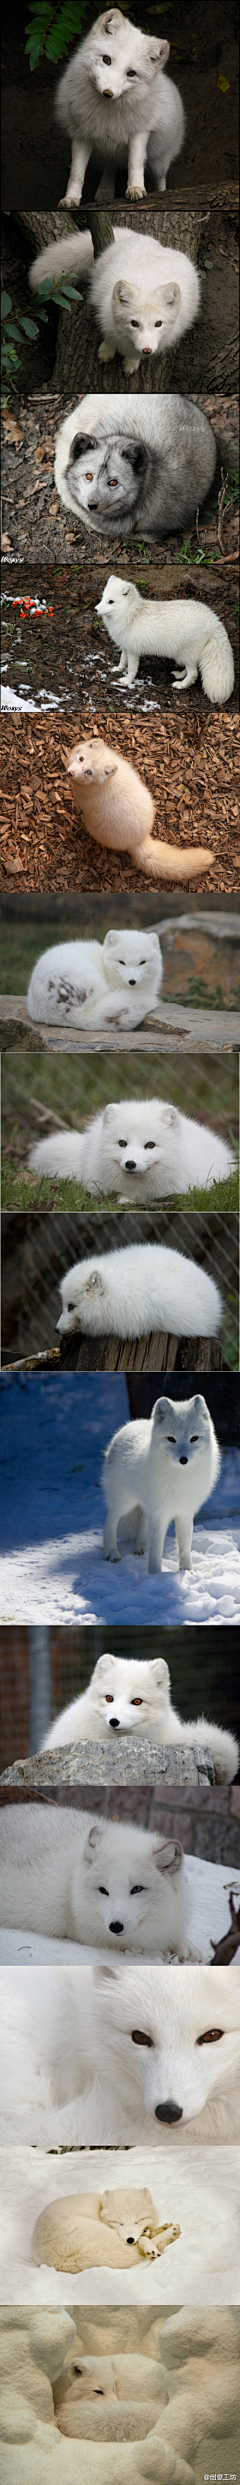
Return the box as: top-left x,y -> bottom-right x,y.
56,1242 -> 222,1341
66,737 -> 213,883
42,1649 -> 239,1784
2,1962 -> 239,2147
103,1390 -> 221,1573
29,1095 -> 235,1201
55,392 -> 217,540
0,1804 -> 201,1959
97,577 -> 235,704
30,225 -> 199,376
27,928 -> 162,1030
55,9 -> 185,205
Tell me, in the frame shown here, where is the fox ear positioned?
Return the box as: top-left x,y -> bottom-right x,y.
193,1393 -> 207,1413
150,1657 -> 169,1684
149,35 -> 169,63
86,1269 -> 104,1293
155,1838 -> 183,1877
113,279 -> 139,308
93,1964 -> 119,1984
95,1651 -> 117,1673
152,1397 -> 172,1425
100,763 -> 118,781
161,282 -> 181,309
84,1823 -> 101,1858
104,929 -> 118,948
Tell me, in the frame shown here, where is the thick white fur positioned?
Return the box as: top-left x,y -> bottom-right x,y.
54,2354 -> 166,2408
30,1097 -> 235,1200
54,392 -> 217,539
152,2308 -> 240,2483
65,737 -> 213,882
103,1389 -> 221,1572
97,576 -> 235,703
1,1961 -> 239,2146
55,9 -> 185,204
0,2392 -> 195,2485
0,1803 -> 202,1959
30,225 -> 199,375
32,2183 -> 179,2277
42,1650 -> 239,1784
56,1241 -> 222,1340
27,927 -> 162,1030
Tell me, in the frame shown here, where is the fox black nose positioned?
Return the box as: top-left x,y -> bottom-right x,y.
125,1159 -> 137,1172
179,1455 -> 188,1465
155,2100 -> 183,2123
129,978 -> 136,986
109,1716 -> 120,1729
109,1919 -> 124,1935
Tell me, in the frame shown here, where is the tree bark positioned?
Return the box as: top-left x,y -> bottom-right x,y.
57,1330 -> 223,1373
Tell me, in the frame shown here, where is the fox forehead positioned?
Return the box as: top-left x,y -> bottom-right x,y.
100,1964 -> 240,2037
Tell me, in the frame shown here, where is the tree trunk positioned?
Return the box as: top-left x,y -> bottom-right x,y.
57,1330 -> 223,1373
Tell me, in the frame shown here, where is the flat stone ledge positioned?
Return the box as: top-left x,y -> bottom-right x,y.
0,1740 -> 216,1787
0,995 -> 239,1052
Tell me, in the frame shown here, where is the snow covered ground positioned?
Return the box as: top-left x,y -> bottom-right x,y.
0,2143 -> 239,2305
0,1374 -> 240,1625
0,1855 -> 240,1967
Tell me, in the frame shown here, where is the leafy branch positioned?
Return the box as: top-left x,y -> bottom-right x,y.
25,1 -> 87,72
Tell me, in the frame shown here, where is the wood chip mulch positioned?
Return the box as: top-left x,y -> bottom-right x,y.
0,706 -> 240,893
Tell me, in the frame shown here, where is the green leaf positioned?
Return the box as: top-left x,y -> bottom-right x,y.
19,315 -> 39,336
1,292 -> 12,319
2,319 -> 22,341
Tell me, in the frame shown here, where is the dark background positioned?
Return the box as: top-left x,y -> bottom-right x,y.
0,1619 -> 239,1769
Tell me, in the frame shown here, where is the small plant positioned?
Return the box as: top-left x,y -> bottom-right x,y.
1,288 -> 42,399
25,2 -> 87,73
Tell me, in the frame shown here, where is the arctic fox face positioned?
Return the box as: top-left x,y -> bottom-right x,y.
66,431 -> 146,521
102,928 -> 160,992
98,576 -> 140,630
112,275 -> 181,356
95,1962 -> 240,2126
103,1099 -> 177,1183
85,12 -> 168,102
80,1650 -> 171,1733
152,1391 -> 213,1472
82,1814 -> 182,1944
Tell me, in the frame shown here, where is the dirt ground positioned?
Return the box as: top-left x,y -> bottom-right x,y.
1,555 -> 239,727
1,701 -> 240,898
2,0 -> 239,209
1,390 -> 239,569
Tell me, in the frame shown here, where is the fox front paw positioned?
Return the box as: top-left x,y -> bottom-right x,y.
98,338 -> 116,363
126,181 -> 147,199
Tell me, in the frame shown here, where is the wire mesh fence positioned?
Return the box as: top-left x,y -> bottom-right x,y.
2,1206 -> 239,1368
0,1623 -> 239,1773
2,1042 -> 239,1166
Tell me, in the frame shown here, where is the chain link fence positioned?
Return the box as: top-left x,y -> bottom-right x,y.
2,1205 -> 239,1367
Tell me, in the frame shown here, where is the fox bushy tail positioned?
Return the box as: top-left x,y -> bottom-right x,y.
29,233 -> 93,290
200,626 -> 234,704
135,835 -> 214,881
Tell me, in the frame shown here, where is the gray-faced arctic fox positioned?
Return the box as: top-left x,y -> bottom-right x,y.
97,576 -> 235,704
55,9 -> 185,206
30,224 -> 199,376
42,1649 -> 239,1784
55,392 -> 217,541
103,1390 -> 220,1573
30,1095 -> 234,1201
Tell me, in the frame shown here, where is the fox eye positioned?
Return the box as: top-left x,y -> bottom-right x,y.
132,2029 -> 153,2047
197,2029 -> 223,2046
127,65 -> 137,74
131,320 -> 139,328
131,1696 -> 143,1706
110,478 -> 118,485
167,1434 -> 176,1442
139,959 -> 146,965
98,1886 -> 109,1895
105,1694 -> 114,1703
130,1885 -> 145,1895
86,471 -> 93,481
190,1434 -> 198,1442
155,320 -> 163,328
118,1139 -> 127,1148
144,1141 -> 155,1150
102,51 -> 112,61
